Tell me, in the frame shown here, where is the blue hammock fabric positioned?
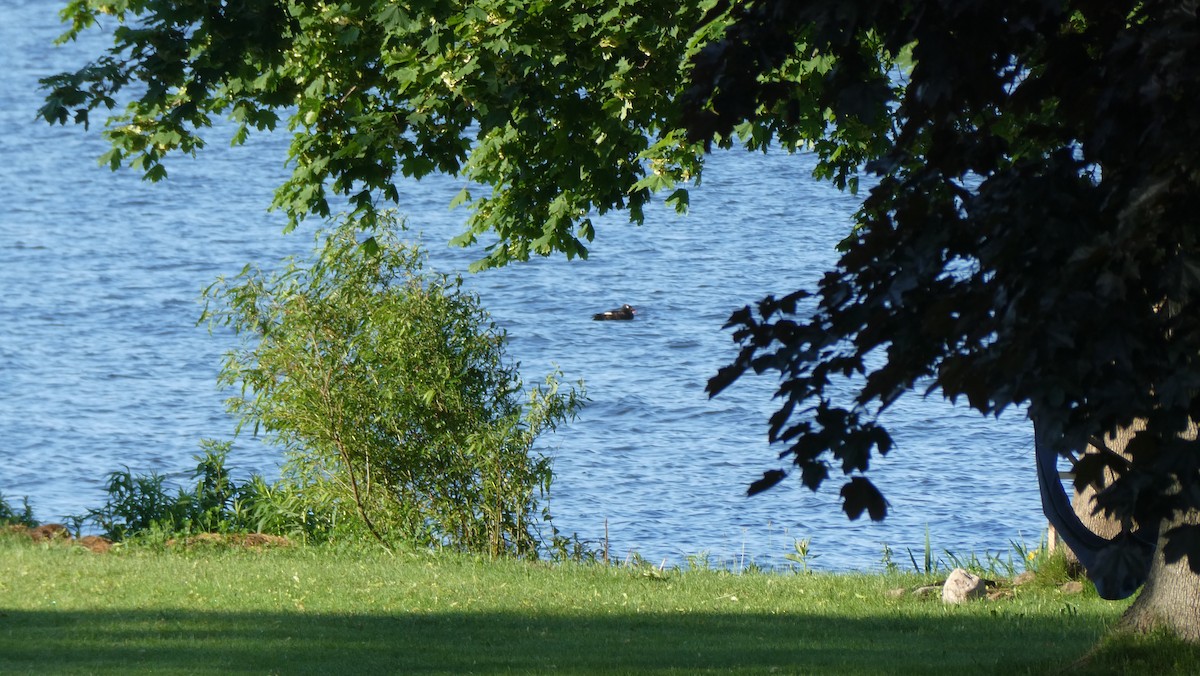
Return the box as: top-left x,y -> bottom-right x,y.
1033,417 -> 1156,600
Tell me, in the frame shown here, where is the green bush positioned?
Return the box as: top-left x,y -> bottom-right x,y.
88,467 -> 175,541
232,473 -> 348,544
201,214 -> 583,557
87,440 -> 248,541
78,440 -> 347,544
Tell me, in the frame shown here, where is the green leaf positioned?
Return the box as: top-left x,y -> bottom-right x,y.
665,188 -> 689,212
359,236 -> 380,257
144,163 -> 168,182
449,187 -> 471,209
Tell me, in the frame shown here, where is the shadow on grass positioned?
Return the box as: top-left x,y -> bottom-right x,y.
0,606 -> 1110,674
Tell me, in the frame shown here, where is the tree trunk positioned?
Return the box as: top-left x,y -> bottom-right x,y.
1063,425 -> 1140,566
1064,420 -> 1200,639
1118,509 -> 1200,640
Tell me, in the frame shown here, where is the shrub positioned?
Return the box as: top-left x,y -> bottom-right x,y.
78,440 -> 346,543
201,213 -> 583,557
88,465 -> 175,541
87,440 -> 256,541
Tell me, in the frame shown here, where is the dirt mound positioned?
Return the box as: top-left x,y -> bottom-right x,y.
78,535 -> 113,553
169,532 -> 293,549
29,523 -> 72,541
3,523 -> 113,552
4,525 -> 291,552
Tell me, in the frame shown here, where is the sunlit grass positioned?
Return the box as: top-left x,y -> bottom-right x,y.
0,535 -> 1191,674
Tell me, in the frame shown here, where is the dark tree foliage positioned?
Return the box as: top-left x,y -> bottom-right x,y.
688,0 -> 1200,595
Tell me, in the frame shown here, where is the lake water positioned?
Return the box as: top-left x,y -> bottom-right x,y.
0,1 -> 1047,571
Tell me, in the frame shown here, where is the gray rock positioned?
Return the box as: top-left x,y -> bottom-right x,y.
1013,570 -> 1037,586
942,568 -> 987,604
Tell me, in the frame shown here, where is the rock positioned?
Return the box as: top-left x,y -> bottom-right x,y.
942,568 -> 987,604
885,587 -> 907,599
1059,580 -> 1085,595
1013,570 -> 1037,586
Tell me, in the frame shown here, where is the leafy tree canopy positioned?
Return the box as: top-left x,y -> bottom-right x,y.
44,1 -> 756,266
41,1 -> 894,268
42,0 -> 1200,590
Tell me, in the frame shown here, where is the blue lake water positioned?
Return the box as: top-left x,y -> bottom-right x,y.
0,0 -> 1047,570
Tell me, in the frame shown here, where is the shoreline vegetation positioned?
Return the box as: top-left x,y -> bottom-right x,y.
2,528 -> 1198,674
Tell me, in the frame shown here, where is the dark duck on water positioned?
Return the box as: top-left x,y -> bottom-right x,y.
593,304 -> 636,321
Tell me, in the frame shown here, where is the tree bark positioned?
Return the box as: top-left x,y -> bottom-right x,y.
1118,509 -> 1200,640
1064,420 -> 1200,640
1066,425 -> 1141,562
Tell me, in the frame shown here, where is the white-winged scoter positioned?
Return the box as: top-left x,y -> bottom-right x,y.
593,304 -> 636,320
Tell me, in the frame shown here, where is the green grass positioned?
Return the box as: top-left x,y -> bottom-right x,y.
0,536 -> 1194,674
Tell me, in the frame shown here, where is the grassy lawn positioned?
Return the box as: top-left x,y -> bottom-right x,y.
0,536 -> 1195,674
